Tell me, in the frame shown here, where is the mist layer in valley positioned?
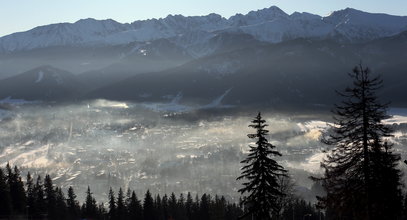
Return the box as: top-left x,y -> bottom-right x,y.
1,100 -> 407,203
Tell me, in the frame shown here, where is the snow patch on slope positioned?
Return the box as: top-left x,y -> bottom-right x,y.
384,108 -> 407,124
0,144 -> 53,168
198,61 -> 241,76
35,71 -> 44,83
284,151 -> 327,174
0,96 -> 39,104
202,88 -> 233,108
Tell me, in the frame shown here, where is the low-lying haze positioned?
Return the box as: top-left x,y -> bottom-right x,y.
1,100 -> 406,202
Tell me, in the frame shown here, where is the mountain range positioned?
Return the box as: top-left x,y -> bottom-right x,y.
0,6 -> 406,108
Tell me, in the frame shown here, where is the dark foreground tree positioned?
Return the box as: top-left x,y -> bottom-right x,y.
6,164 -> 27,214
143,190 -> 155,220
315,64 -> 403,220
83,186 -> 98,219
0,168 -> 11,217
44,174 -> 57,218
116,187 -> 126,220
67,186 -> 81,220
34,175 -> 46,218
237,112 -> 287,219
26,172 -> 35,218
108,187 -> 116,220
55,187 -> 67,219
127,190 -> 143,220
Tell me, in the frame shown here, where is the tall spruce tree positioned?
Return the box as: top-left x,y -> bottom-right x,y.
127,191 -> 143,220
213,195 -> 227,220
178,193 -> 188,220
316,64 -> 403,220
34,175 -> 46,218
143,190 -> 155,220
55,187 -> 67,220
108,187 -> 117,220
125,188 -> 132,217
26,172 -> 35,219
185,192 -> 194,220
155,194 -> 164,220
169,192 -> 178,219
0,168 -> 11,217
83,186 -> 98,219
6,164 -> 27,214
116,187 -> 126,220
199,194 -> 210,220
67,186 -> 80,220
44,174 -> 57,218
162,194 -> 169,220
237,112 -> 287,220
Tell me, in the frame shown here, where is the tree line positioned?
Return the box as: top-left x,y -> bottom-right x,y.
0,163 -> 321,219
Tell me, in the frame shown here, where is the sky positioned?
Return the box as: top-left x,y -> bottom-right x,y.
0,0 -> 406,37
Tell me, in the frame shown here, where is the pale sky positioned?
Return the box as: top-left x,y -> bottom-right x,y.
0,0 -> 406,37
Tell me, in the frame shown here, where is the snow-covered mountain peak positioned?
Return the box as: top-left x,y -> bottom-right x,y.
75,18 -> 99,24
290,12 -> 321,21
229,6 -> 289,26
160,13 -> 228,31
324,7 -> 407,27
74,18 -> 122,26
1,6 -> 407,53
323,7 -> 407,41
248,6 -> 289,19
206,13 -> 225,21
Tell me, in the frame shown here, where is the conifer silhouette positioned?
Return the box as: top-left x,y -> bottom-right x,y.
316,64 -> 403,219
237,112 -> 287,219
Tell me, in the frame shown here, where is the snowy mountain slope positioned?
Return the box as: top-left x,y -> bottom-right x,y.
0,45 -> 131,79
0,65 -> 85,100
0,37 -> 193,79
85,31 -> 407,107
228,6 -> 289,26
234,16 -> 331,43
323,8 -> 407,42
78,38 -> 193,90
1,6 -> 407,53
1,30 -> 407,106
0,14 -> 228,53
0,18 -> 130,52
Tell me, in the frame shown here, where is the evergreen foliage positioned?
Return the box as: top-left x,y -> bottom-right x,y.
155,194 -> 165,220
185,192 -> 194,220
237,112 -> 287,219
281,198 -> 324,220
44,174 -> 57,218
26,172 -> 35,217
143,190 -> 155,220
199,193 -> 211,220
116,187 -> 126,220
127,190 -> 143,220
67,186 -> 81,220
83,186 -> 98,219
0,163 -> 322,220
34,175 -> 46,218
178,193 -> 188,220
55,187 -> 67,219
0,168 -> 11,217
108,187 -> 116,220
316,64 -> 404,219
6,163 -> 27,214
169,192 -> 178,219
